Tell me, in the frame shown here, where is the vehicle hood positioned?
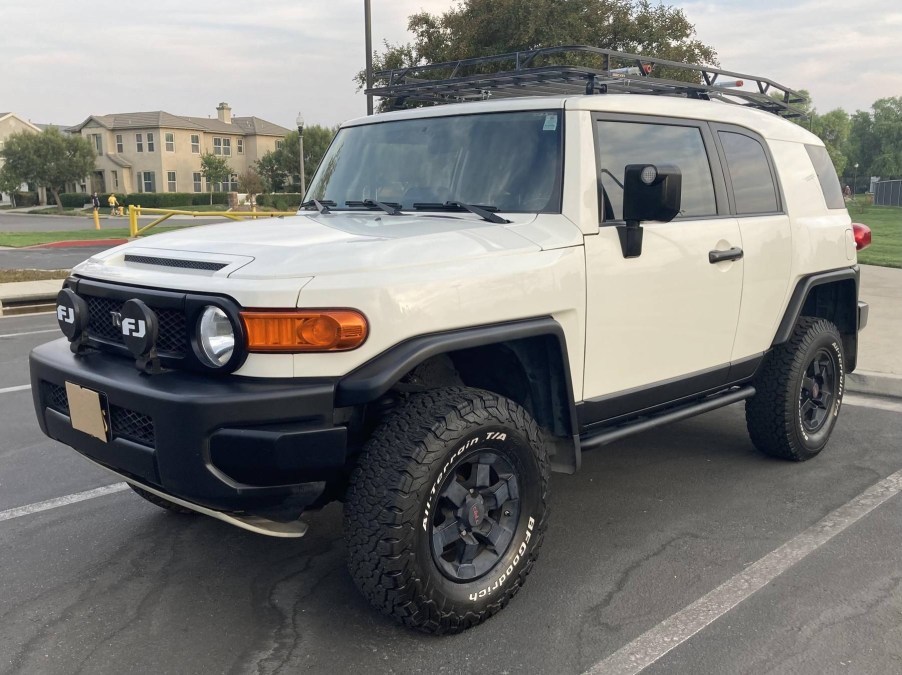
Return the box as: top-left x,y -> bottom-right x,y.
81,212 -> 549,280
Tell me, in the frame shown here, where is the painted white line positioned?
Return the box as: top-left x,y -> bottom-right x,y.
843,394 -> 902,414
0,384 -> 31,395
0,328 -> 59,339
585,469 -> 902,675
0,483 -> 129,523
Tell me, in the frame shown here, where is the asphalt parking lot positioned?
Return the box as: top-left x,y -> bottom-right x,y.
2,310 -> 900,675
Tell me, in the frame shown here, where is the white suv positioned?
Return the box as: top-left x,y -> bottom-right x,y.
31,48 -> 870,633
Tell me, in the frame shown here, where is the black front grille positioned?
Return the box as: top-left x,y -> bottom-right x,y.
44,382 -> 69,415
42,381 -> 156,448
84,295 -> 187,356
110,405 -> 156,447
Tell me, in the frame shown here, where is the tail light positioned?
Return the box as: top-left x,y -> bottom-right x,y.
852,223 -> 871,250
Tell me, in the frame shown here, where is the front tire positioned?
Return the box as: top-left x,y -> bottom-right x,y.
344,387 -> 550,634
746,317 -> 845,461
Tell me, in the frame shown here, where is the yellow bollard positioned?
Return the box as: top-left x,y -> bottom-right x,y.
93,209 -> 101,230
128,205 -> 138,237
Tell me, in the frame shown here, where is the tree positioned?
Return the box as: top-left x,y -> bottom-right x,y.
0,165 -> 23,207
0,127 -> 95,208
869,97 -> 902,178
358,0 -> 718,108
811,109 -> 851,178
237,167 -> 264,206
255,151 -> 288,193
199,152 -> 231,205
255,126 -> 337,193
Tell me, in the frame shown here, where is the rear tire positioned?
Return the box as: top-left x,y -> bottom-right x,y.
344,387 -> 550,634
129,484 -> 196,515
746,317 -> 845,461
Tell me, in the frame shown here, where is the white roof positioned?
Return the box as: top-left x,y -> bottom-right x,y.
343,94 -> 820,145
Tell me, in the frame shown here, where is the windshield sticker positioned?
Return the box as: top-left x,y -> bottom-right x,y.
543,114 -> 558,131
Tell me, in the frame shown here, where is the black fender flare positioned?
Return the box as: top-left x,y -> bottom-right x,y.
335,317 -> 581,473
772,267 -> 859,346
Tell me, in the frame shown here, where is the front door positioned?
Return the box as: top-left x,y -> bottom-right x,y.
91,171 -> 105,194
581,115 -> 743,419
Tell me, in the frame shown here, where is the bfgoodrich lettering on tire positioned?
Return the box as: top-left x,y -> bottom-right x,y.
344,387 -> 550,634
746,317 -> 845,461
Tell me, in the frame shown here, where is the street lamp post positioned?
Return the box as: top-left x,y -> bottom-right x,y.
853,163 -> 859,198
365,0 -> 373,116
296,112 -> 305,196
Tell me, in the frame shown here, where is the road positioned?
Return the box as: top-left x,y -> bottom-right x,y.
0,247 -> 109,271
2,311 -> 901,674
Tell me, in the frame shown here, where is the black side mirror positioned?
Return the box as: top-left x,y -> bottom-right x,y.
616,164 -> 682,258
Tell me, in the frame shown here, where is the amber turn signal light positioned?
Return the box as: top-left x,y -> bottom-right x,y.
241,310 -> 368,352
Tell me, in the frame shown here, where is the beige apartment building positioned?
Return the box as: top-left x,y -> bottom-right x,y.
69,103 -> 290,194
0,112 -> 43,204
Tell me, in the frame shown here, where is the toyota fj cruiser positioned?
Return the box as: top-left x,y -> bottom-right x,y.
31,47 -> 871,633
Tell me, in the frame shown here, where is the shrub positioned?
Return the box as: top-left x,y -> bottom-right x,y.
13,192 -> 40,207
256,193 -> 303,209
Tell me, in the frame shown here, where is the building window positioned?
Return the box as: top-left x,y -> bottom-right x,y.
191,134 -> 200,154
136,133 -> 143,153
112,171 -> 119,189
237,138 -> 244,155
165,132 -> 175,152
213,137 -> 222,155
116,134 -> 123,153
216,174 -> 238,192
193,172 -> 202,193
91,134 -> 102,155
140,171 -> 156,193
276,140 -> 284,150
167,171 -> 177,192
222,138 -> 231,156
147,132 -> 155,152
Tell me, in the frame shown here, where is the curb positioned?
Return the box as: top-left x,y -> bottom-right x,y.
847,371 -> 902,399
27,239 -> 128,249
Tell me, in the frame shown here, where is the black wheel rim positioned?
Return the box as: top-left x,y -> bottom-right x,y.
429,451 -> 521,582
799,347 -> 838,433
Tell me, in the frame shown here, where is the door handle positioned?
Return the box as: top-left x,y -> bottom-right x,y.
709,246 -> 744,263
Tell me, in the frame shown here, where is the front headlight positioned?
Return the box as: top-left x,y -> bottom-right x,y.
197,306 -> 235,367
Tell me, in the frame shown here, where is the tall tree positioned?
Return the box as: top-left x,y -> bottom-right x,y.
199,152 -> 231,204
359,0 -> 718,106
869,97 -> 902,178
0,128 -> 95,208
238,167 -> 264,206
276,125 -> 338,190
811,109 -> 851,178
255,151 -> 288,193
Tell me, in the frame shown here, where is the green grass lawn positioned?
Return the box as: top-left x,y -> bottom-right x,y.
0,269 -> 70,283
0,225 -> 190,248
849,203 -> 901,268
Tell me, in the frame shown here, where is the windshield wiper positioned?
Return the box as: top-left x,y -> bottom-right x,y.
412,201 -> 511,224
345,199 -> 404,215
300,199 -> 335,214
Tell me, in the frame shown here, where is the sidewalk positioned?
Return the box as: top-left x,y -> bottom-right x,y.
0,266 -> 899,397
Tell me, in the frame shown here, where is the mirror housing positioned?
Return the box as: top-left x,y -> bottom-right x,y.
616,164 -> 682,258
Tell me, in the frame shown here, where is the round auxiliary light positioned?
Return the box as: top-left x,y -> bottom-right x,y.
640,165 -> 658,185
197,306 -> 235,367
55,288 -> 88,342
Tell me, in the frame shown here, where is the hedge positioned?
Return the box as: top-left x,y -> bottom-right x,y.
256,193 -> 304,209
57,192 -> 229,208
11,192 -> 40,207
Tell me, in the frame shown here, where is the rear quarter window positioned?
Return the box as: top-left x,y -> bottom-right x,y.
805,144 -> 845,210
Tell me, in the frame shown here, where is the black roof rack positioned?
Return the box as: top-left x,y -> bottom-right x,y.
366,45 -> 807,118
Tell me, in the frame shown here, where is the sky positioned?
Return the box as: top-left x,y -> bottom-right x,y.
3,0 -> 900,130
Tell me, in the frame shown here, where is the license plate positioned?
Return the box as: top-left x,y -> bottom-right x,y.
65,382 -> 110,443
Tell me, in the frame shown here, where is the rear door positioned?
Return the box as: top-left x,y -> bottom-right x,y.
581,115 -> 743,423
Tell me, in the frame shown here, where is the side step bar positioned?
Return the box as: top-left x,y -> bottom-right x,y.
580,386 -> 755,451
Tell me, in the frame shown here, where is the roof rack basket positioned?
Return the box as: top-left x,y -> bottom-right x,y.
365,45 -> 806,117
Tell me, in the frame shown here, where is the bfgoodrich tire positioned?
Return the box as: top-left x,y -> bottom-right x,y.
344,387 -> 550,634
746,317 -> 845,461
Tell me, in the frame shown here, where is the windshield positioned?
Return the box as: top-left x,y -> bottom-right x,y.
306,110 -> 563,213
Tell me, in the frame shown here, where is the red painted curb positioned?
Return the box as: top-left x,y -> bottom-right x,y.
26,239 -> 129,249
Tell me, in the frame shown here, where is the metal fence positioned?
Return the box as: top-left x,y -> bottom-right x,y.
874,180 -> 902,206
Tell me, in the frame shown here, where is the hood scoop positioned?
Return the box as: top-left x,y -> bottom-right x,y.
124,254 -> 228,271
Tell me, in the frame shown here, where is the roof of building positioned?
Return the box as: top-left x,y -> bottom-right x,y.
71,109 -> 290,137
0,112 -> 43,133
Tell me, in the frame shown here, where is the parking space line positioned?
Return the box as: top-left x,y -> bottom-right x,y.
585,469 -> 902,675
0,483 -> 129,523
0,328 -> 59,339
0,384 -> 31,395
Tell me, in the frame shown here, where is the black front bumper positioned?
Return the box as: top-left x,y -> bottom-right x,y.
30,339 -> 346,522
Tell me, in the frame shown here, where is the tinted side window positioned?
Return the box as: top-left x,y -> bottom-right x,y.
718,132 -> 779,214
805,144 -> 845,209
596,120 -> 717,221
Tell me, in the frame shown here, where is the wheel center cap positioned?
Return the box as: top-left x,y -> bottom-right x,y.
465,497 -> 485,527
812,382 -> 820,398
